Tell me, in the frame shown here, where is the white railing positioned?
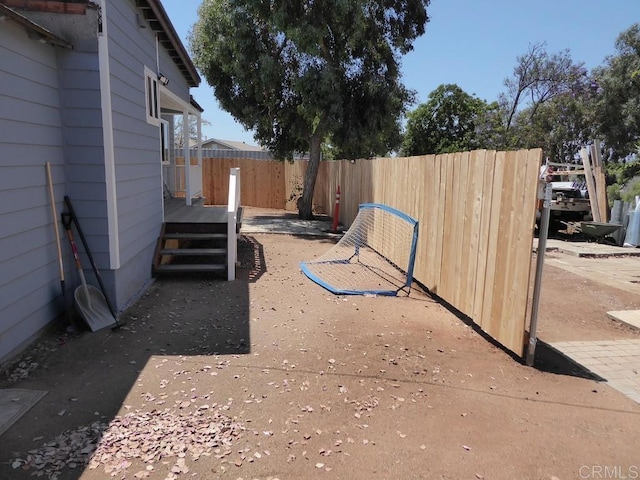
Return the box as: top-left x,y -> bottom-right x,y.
189,163 -> 203,198
227,167 -> 241,281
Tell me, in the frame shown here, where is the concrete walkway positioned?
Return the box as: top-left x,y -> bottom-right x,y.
533,237 -> 640,258
533,238 -> 640,295
549,340 -> 640,404
534,238 -> 640,404
240,206 -> 343,237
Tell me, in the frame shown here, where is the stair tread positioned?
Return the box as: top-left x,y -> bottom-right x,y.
155,264 -> 226,272
160,248 -> 226,255
163,233 -> 227,239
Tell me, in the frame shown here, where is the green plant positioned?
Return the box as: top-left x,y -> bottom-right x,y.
607,183 -> 622,207
621,176 -> 640,203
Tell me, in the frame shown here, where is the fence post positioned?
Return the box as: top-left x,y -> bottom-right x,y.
526,182 -> 552,366
227,168 -> 240,281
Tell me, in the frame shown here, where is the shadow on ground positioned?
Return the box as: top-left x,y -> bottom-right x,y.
0,236 -> 265,480
419,284 -> 605,382
533,341 -> 605,381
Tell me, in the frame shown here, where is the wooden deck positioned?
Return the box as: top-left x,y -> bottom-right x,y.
164,198 -> 228,223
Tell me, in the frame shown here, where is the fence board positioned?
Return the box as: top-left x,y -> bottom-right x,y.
490,150 -> 519,343
480,151 -> 505,334
462,150 -> 485,315
472,150 -> 495,321
455,152 -> 472,311
201,149 -> 542,356
505,149 -> 541,349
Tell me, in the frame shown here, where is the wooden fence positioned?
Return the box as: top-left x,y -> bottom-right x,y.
200,150 -> 542,356
200,158 -> 287,209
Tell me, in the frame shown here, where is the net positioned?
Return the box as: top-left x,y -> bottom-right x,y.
301,203 -> 419,296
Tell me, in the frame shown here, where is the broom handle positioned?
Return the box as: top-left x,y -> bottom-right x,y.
46,163 -> 64,282
64,195 -> 117,318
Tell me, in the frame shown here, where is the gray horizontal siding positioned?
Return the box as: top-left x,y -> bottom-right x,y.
103,0 -> 194,307
0,22 -> 69,361
0,95 -> 62,126
64,146 -> 107,165
59,88 -> 103,110
0,224 -> 59,269
0,164 -> 62,189
0,119 -> 66,146
56,32 -> 107,300
2,293 -> 61,362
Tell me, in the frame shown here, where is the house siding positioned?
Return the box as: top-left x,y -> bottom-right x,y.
0,0 -> 198,361
56,33 -> 114,310
0,21 -> 68,361
105,0 -> 194,308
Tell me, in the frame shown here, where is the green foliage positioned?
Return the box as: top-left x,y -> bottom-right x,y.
400,84 -> 490,155
605,159 -> 640,185
190,0 -> 430,218
623,177 -> 640,202
607,183 -> 622,206
511,88 -> 597,161
592,24 -> 640,159
189,0 -> 429,159
605,159 -> 640,205
497,43 -> 592,158
501,43 -> 588,134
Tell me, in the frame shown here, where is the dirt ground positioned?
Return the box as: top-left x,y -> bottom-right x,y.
1,231 -> 640,480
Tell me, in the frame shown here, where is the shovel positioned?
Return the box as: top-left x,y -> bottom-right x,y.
61,213 -> 116,332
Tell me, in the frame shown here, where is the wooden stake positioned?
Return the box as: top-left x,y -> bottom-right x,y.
580,146 -> 601,222
590,143 -> 609,223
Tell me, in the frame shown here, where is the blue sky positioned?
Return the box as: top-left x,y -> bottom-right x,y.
161,0 -> 640,146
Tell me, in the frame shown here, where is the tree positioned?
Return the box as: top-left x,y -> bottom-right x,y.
189,0 -> 430,219
400,84 -> 490,155
499,42 -> 588,142
592,23 -> 640,160
174,116 -> 212,148
510,82 -> 597,162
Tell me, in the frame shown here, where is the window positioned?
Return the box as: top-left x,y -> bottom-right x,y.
144,66 -> 160,125
160,119 -> 170,164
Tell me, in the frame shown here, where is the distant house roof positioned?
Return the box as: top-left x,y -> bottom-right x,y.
200,138 -> 265,151
0,0 -> 200,87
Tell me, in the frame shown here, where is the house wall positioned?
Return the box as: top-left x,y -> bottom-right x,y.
105,0 -> 194,307
162,114 -> 177,197
0,21 -> 68,361
57,36 -> 112,295
0,0 -> 197,361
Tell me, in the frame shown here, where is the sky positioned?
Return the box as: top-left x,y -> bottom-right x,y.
160,0 -> 640,147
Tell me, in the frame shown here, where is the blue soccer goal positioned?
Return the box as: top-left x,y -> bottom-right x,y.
301,203 -> 419,296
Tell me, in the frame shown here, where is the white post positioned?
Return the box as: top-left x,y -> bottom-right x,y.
227,167 -> 240,281
183,110 -> 191,206
196,113 -> 202,168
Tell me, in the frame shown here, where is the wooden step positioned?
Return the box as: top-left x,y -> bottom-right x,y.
160,248 -> 226,256
162,233 -> 227,240
154,264 -> 226,273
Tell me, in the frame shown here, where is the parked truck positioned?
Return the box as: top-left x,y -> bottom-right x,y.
538,164 -> 591,232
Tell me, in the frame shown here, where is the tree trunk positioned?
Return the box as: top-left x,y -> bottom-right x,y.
298,133 -> 322,220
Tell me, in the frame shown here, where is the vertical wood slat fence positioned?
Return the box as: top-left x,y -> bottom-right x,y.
199,158 -> 287,209
199,150 -> 542,356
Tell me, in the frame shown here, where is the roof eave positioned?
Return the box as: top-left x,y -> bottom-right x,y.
0,3 -> 73,49
136,0 -> 200,88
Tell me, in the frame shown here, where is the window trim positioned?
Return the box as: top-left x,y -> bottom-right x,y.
160,119 -> 170,164
144,66 -> 160,126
